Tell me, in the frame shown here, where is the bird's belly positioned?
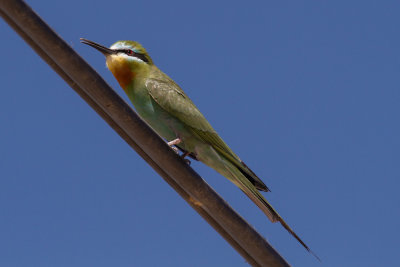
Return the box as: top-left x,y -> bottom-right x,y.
135,101 -> 176,140
128,87 -> 200,153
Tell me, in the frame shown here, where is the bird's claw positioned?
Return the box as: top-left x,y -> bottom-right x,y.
168,139 -> 190,164
179,151 -> 191,165
171,146 -> 179,154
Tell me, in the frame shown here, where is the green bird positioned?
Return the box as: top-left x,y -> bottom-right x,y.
81,38 -> 315,255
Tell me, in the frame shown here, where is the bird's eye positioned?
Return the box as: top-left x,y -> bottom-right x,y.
120,49 -> 149,63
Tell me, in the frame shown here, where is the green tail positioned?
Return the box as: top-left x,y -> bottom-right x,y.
221,156 -> 320,260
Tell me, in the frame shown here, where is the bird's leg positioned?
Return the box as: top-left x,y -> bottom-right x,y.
167,138 -> 191,165
167,138 -> 181,146
167,138 -> 181,154
181,151 -> 190,158
181,151 -> 191,165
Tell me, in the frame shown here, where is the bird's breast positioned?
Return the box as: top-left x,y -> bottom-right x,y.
106,55 -> 136,90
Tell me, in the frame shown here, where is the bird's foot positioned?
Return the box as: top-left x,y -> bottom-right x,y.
171,146 -> 179,154
181,151 -> 191,165
167,138 -> 181,146
167,138 -> 181,154
167,138 -> 190,164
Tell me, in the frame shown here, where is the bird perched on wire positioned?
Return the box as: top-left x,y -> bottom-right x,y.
81,38 -> 318,259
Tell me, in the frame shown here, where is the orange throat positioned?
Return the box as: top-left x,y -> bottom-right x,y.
106,56 -> 135,90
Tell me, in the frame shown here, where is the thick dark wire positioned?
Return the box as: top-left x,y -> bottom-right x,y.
0,1 -> 290,266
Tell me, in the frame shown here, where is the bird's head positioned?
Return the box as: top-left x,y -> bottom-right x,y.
80,38 -> 153,89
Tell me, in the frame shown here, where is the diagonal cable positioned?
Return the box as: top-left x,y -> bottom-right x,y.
0,1 -> 290,266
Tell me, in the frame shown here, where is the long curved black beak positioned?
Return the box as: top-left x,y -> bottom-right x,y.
80,38 -> 116,56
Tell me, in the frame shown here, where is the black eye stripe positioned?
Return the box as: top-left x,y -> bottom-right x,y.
118,49 -> 149,63
134,53 -> 149,63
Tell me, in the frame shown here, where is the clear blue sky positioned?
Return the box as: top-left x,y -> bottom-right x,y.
1,1 -> 399,266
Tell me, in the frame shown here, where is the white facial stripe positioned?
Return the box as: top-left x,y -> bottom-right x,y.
118,53 -> 144,63
109,43 -> 144,63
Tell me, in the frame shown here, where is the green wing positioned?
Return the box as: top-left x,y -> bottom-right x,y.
146,74 -> 319,259
145,75 -> 270,192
